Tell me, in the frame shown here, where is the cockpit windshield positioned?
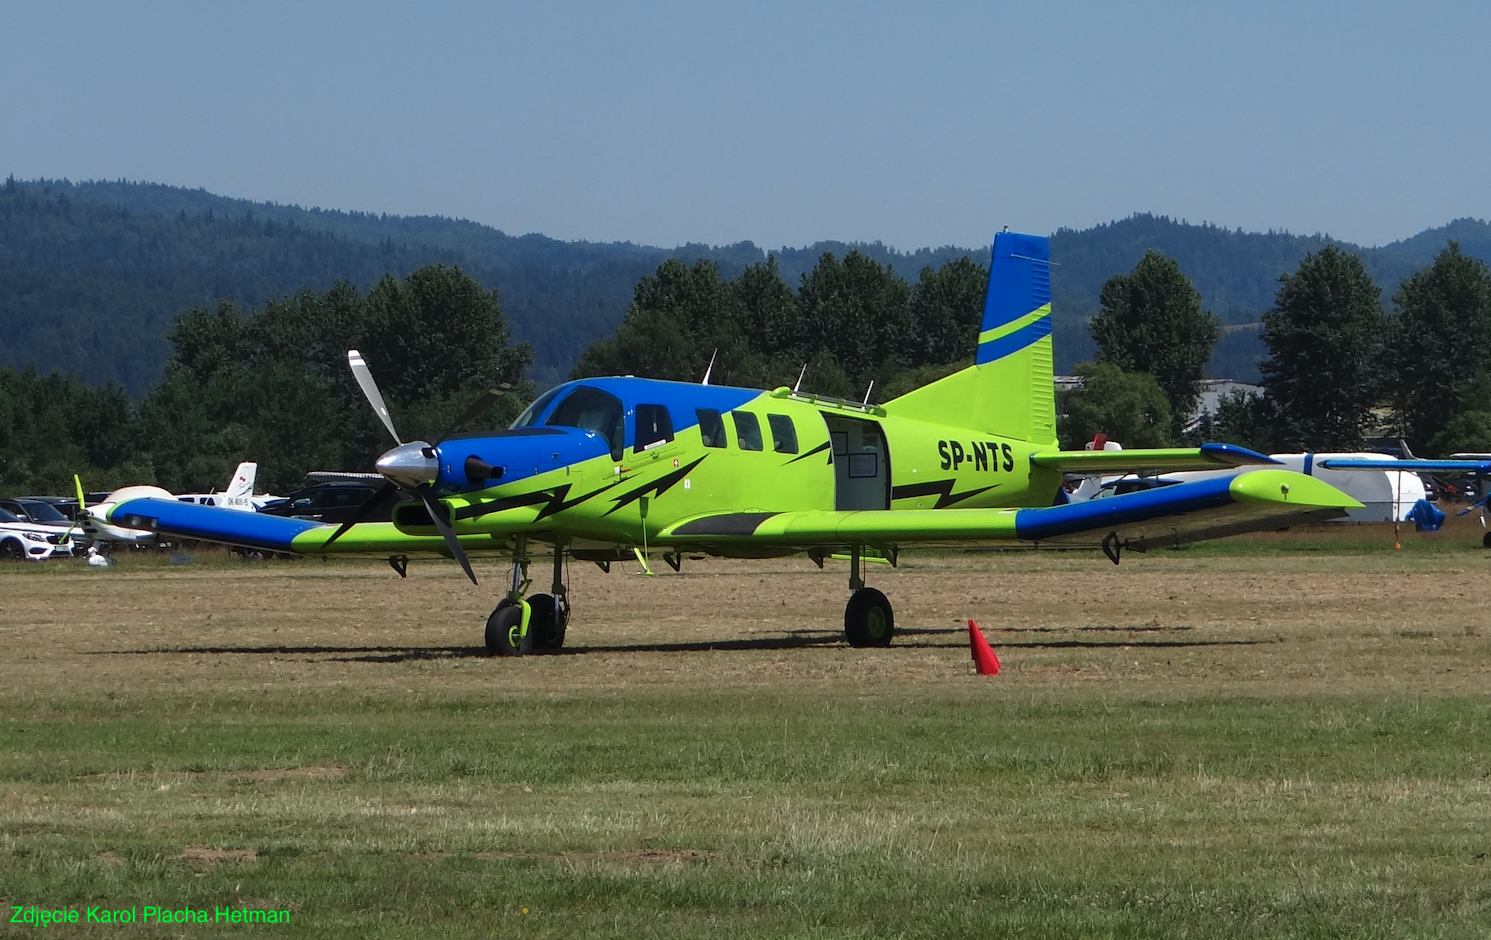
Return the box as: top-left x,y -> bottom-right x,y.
545,386 -> 625,459
510,384 -> 566,429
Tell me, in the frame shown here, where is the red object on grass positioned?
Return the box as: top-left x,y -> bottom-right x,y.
967,619 -> 1001,676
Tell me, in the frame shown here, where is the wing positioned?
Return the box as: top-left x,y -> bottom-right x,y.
1031,442 -> 1279,475
105,497 -> 522,557
659,469 -> 1361,554
1315,458 -> 1491,474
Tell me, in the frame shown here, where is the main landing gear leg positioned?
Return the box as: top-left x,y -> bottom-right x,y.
843,544 -> 893,648
526,539 -> 570,652
485,536 -> 533,657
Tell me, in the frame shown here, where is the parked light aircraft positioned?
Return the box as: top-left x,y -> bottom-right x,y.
176,462 -> 273,511
99,232 -> 1364,655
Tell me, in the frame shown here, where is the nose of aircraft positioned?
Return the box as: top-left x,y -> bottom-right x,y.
376,442 -> 439,488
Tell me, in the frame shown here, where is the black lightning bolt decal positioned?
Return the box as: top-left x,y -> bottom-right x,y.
452,479 -> 621,523
784,441 -> 831,465
603,456 -> 708,516
890,479 -> 1000,509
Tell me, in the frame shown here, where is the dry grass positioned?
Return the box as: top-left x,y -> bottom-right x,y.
3,547 -> 1488,701
3,546 -> 1490,938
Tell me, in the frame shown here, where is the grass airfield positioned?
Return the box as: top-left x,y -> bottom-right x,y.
2,536 -> 1490,938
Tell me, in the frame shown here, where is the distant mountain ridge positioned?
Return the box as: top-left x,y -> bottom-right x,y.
3,177 -> 1489,392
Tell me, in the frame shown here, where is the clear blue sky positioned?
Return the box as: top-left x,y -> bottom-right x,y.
5,1 -> 1488,250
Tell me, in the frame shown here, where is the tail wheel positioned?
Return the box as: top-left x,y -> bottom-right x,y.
844,588 -> 894,648
485,600 -> 532,657
526,593 -> 569,651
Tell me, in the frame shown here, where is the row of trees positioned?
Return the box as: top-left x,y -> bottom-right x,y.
573,250 -> 989,400
6,238 -> 1489,499
0,265 -> 532,496
1061,242 -> 1491,456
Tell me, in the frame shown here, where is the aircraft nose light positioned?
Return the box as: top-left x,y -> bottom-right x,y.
376,442 -> 438,488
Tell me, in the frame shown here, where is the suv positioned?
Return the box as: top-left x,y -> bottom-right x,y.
259,483 -> 400,525
0,506 -> 76,561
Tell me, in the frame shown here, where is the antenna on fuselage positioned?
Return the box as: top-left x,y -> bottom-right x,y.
861,380 -> 874,405
701,348 -> 716,386
793,363 -> 807,393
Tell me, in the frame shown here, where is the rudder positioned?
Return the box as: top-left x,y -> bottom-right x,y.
882,231 -> 1056,444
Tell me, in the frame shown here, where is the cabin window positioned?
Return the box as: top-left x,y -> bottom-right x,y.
768,414 -> 798,454
546,386 -> 625,459
634,404 -> 675,452
697,408 -> 728,448
732,411 -> 763,451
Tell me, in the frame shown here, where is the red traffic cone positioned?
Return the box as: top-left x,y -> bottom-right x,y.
967,619 -> 1000,676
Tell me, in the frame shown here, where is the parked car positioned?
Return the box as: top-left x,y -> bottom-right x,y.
259,482 -> 402,525
27,496 -> 83,522
0,506 -> 76,561
0,498 -> 90,548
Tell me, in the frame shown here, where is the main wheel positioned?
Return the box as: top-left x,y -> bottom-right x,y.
485,600 -> 533,657
844,588 -> 894,648
526,593 -> 569,651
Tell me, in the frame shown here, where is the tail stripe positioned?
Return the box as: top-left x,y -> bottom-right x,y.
976,304 -> 1052,364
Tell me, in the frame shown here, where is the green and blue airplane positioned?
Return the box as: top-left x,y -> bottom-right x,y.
100,232 -> 1363,656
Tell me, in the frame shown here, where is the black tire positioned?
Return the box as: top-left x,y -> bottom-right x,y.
526,593 -> 569,651
1,538 -> 25,561
485,600 -> 532,657
844,587 -> 894,648
1483,531 -> 1491,549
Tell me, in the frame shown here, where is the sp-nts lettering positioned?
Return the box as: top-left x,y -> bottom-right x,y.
938,440 -> 1013,472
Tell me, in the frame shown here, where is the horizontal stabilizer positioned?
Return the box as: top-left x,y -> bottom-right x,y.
1031,443 -> 1279,475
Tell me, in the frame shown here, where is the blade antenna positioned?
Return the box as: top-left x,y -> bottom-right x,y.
861,380 -> 874,406
348,349 -> 401,444
793,363 -> 807,394
701,349 -> 716,386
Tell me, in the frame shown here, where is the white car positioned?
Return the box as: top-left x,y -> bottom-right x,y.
0,506 -> 76,561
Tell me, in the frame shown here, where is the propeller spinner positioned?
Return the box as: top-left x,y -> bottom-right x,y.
324,349 -> 506,585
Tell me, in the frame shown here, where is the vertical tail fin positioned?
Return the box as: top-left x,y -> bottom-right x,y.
882,231 -> 1056,444
226,462 -> 258,498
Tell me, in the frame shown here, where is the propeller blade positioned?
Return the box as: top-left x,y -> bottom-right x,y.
433,385 -> 509,446
348,349 -> 401,445
322,480 -> 399,549
65,473 -> 88,542
416,484 -> 477,585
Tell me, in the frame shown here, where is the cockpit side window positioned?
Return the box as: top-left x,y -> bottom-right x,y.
511,384 -> 566,429
634,404 -> 674,453
545,386 -> 625,459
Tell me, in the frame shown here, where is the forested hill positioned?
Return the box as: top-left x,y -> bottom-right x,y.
4,177 -> 1490,392
1048,214 -> 1491,377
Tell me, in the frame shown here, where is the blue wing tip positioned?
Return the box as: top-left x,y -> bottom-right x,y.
1199,443 -> 1280,466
